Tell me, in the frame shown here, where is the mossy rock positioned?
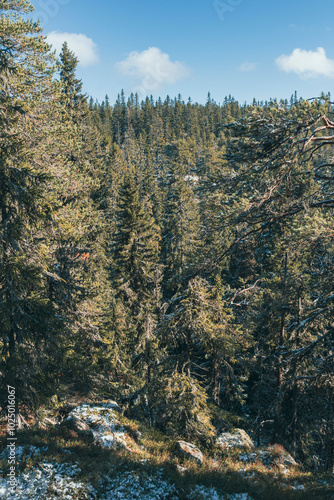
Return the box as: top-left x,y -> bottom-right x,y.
217,428 -> 255,450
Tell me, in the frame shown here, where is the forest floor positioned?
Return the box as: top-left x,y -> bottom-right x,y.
0,392 -> 333,499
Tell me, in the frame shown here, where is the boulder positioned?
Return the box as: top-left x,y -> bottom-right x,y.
239,446 -> 298,470
270,449 -> 297,467
280,452 -> 297,467
60,416 -> 94,441
67,403 -> 143,454
261,445 -> 297,467
176,440 -> 203,464
217,429 -> 255,450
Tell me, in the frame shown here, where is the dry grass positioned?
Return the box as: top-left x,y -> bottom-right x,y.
0,414 -> 333,500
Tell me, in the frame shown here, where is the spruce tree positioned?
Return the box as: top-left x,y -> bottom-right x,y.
49,41 -> 109,387
151,276 -> 243,440
0,0 -> 64,415
162,140 -> 201,298
111,174 -> 161,388
59,42 -> 86,116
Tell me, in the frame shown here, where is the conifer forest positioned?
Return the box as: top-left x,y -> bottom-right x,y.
0,2 -> 333,499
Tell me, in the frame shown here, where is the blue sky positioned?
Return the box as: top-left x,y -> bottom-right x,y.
31,0 -> 334,104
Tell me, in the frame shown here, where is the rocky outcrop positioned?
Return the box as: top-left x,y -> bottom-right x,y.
217,429 -> 255,450
67,401 -> 143,453
176,440 -> 204,464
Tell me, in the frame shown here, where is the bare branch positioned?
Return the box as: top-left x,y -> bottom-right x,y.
230,280 -> 262,306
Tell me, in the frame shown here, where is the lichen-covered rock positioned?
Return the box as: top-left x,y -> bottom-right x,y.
176,440 -> 204,464
67,403 -> 143,453
266,445 -> 297,467
217,429 -> 254,450
239,445 -> 298,469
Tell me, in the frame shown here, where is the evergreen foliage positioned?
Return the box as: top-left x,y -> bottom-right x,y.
0,2 -> 333,471
0,0 -> 64,413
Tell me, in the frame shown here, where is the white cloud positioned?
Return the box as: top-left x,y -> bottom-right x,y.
46,31 -> 99,67
276,47 -> 334,78
239,61 -> 258,72
116,47 -> 191,93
